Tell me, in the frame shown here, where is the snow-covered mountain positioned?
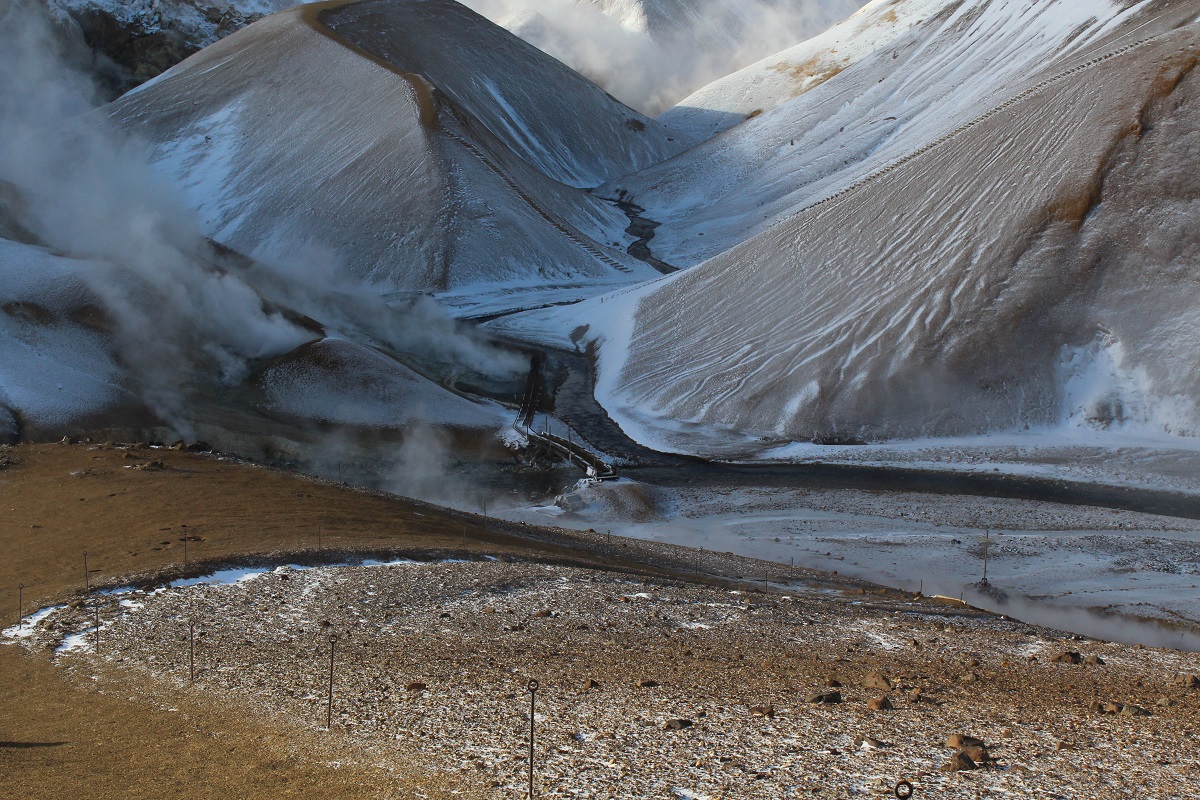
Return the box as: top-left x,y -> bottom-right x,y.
109,0 -> 681,297
7,0 -> 1200,482
605,0 -> 1184,269
455,0 -> 866,114
554,0 -> 1200,453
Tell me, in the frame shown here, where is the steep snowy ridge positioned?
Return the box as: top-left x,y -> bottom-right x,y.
585,12 -> 1200,454
659,0 -> 934,140
319,0 -> 685,188
110,1 -> 668,295
608,0 -> 1176,269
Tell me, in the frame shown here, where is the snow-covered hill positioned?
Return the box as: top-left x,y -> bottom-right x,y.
565,5 -> 1200,453
109,0 -> 679,297
461,0 -> 865,114
604,0 -> 1188,270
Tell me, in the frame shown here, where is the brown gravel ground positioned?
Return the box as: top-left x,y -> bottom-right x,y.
3,441 -> 1200,799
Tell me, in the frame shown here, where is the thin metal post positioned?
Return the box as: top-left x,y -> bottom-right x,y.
982,530 -> 990,587
83,551 -> 90,595
326,635 -> 337,729
527,679 -> 539,799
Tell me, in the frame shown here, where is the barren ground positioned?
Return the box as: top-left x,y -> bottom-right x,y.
3,442 -> 1199,799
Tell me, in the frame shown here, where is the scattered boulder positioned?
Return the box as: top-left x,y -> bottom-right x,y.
582,679 -> 601,691
825,677 -> 842,688
1177,674 -> 1200,689
863,672 -> 893,691
808,690 -> 842,704
749,705 -> 775,718
663,718 -> 693,730
945,734 -> 985,750
1102,702 -> 1124,714
1051,651 -> 1083,664
1083,654 -> 1106,666
867,696 -> 893,711
1121,704 -> 1151,717
636,679 -> 659,688
943,751 -> 978,772
961,744 -> 992,765
405,681 -> 427,692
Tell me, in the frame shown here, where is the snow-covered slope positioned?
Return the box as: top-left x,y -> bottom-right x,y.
320,0 -> 684,188
462,0 -> 865,115
608,0 -> 1182,269
658,0 -> 935,141
109,0 -> 678,295
0,238 -> 139,437
578,10 -> 1200,453
251,337 -> 508,428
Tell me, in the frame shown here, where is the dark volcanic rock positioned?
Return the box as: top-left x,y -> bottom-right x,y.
808,690 -> 842,704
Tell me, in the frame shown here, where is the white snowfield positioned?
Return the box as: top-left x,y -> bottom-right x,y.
574,0 -> 1200,454
109,0 -> 676,296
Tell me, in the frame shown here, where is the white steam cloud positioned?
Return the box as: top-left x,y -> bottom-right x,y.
0,0 -> 523,438
463,0 -> 866,115
0,0 -> 313,434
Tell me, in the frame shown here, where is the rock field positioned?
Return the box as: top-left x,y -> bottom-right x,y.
12,556 -> 1200,799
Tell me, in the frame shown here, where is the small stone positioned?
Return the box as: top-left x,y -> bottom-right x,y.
1083,654 -> 1105,666
530,609 -> 553,618
943,751 -> 978,772
636,679 -> 659,688
945,734 -> 985,750
808,690 -> 842,704
582,678 -> 601,691
907,688 -> 924,703
867,696 -> 893,711
1156,697 -> 1176,708
863,672 -> 892,691
749,705 -> 775,718
1051,651 -> 1083,664
1177,674 -> 1200,689
406,681 -> 427,692
825,677 -> 842,688
1102,701 -> 1123,714
1121,704 -> 1151,717
663,718 -> 693,730
858,736 -> 887,750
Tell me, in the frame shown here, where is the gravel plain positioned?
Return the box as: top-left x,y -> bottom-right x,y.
12,555 -> 1200,799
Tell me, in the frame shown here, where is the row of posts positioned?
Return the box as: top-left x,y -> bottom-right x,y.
12,547 -> 544,798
